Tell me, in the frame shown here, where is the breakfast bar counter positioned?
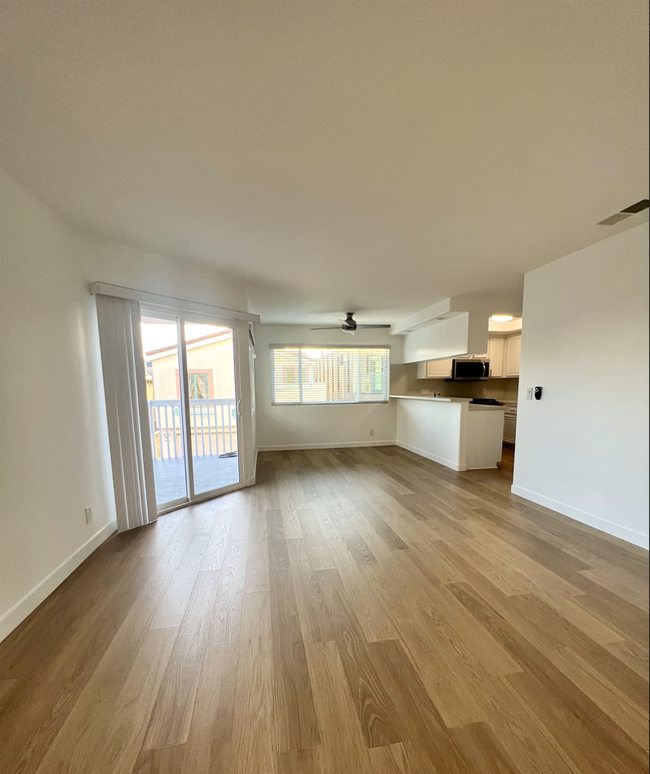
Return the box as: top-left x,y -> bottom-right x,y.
390,394 -> 506,471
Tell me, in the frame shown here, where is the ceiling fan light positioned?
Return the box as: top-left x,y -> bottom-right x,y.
491,314 -> 514,322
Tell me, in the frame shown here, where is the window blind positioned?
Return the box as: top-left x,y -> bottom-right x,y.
270,346 -> 390,405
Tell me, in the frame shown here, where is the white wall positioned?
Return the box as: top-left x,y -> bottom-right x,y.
513,222 -> 649,549
0,170 -> 249,641
254,325 -> 402,450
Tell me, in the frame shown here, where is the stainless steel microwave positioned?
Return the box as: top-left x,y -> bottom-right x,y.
452,359 -> 490,381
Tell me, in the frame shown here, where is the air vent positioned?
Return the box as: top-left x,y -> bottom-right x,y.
598,199 -> 649,226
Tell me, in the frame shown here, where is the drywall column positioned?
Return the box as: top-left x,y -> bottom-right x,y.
512,223 -> 649,549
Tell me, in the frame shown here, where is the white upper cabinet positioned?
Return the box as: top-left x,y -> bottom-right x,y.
487,336 -> 505,378
505,333 -> 522,377
417,358 -> 453,379
416,333 -> 521,379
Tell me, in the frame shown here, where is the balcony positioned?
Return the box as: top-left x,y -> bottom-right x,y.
148,398 -> 239,503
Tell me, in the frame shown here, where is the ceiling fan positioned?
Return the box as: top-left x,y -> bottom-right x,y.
310,312 -> 391,334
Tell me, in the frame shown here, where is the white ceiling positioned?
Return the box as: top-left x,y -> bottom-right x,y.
1,1 -> 648,324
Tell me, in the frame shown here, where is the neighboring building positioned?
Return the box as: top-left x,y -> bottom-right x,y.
145,330 -> 238,458
146,330 -> 236,401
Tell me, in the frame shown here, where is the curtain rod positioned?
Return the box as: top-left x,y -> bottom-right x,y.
89,282 -> 260,324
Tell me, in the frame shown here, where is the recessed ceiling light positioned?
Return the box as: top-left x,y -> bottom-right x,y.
491,315 -> 514,322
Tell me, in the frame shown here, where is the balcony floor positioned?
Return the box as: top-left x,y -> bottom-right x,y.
152,453 -> 239,506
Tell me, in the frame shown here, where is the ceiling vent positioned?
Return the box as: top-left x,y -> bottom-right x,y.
598,199 -> 649,226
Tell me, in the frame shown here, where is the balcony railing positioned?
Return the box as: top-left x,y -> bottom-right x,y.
148,398 -> 237,460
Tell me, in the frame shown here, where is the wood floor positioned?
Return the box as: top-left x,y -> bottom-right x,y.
1,446 -> 648,774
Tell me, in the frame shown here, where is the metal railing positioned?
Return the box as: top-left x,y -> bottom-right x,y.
148,399 -> 237,460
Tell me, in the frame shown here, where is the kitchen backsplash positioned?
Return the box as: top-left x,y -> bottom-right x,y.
390,363 -> 519,402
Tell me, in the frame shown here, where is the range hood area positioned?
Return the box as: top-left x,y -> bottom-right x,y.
401,313 -> 490,364
446,358 -> 490,381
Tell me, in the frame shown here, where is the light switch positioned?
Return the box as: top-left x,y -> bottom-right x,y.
526,388 -> 534,400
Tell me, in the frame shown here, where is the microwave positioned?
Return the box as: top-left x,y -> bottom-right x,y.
451,358 -> 490,381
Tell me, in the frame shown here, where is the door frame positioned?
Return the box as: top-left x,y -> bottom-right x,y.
141,305 -> 254,514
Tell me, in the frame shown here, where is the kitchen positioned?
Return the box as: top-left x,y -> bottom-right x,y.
390,317 -> 521,471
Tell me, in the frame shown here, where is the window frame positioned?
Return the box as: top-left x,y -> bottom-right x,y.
269,344 -> 391,407
188,371 -> 211,400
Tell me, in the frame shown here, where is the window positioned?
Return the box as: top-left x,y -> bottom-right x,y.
270,346 -> 390,405
188,372 -> 210,399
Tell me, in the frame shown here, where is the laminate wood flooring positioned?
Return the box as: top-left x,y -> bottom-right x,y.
1,446 -> 648,773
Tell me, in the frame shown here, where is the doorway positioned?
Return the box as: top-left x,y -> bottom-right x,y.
141,312 -> 242,512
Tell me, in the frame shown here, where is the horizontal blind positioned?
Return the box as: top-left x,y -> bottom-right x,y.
270,346 -> 390,405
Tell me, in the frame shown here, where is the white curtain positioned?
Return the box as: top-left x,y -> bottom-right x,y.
95,295 -> 157,531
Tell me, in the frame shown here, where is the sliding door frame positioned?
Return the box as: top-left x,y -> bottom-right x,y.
179,310 -> 245,505
141,303 -> 253,515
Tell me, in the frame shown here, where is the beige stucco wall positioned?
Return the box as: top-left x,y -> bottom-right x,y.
150,336 -> 236,400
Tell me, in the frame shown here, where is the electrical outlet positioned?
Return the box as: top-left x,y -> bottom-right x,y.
526,388 -> 534,400
85,506 -> 93,524
369,429 -> 375,437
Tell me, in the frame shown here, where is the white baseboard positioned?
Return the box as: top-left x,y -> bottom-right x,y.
257,440 -> 396,452
396,440 -> 466,472
511,485 -> 649,550
0,519 -> 118,644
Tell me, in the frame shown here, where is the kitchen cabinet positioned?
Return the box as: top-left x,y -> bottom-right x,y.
487,337 -> 505,378
417,358 -> 453,379
503,415 -> 517,444
505,333 -> 522,377
416,332 -> 520,379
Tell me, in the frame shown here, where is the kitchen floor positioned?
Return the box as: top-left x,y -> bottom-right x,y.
0,446 -> 647,773
499,444 -> 515,474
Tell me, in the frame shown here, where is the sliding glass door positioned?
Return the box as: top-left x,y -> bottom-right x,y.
141,312 -> 188,510
183,320 -> 240,497
140,311 -> 242,512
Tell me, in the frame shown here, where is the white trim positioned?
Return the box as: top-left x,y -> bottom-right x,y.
395,440 -> 466,471
257,441 -> 396,452
0,520 -> 118,644
511,485 -> 649,551
89,282 -> 260,323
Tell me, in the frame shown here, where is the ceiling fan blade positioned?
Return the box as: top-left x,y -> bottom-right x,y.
310,326 -> 342,330
356,324 -> 391,329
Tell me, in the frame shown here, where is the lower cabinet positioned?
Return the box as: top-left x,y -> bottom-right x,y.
503,415 -> 517,444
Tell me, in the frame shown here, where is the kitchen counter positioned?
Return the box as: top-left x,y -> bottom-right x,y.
390,394 -> 506,411
390,394 -> 471,403
391,395 -> 505,471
